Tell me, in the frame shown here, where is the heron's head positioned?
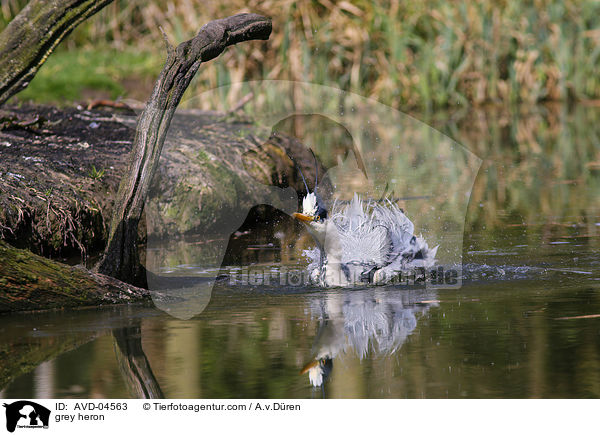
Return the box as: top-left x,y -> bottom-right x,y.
300,357 -> 333,388
293,192 -> 328,244
289,150 -> 329,245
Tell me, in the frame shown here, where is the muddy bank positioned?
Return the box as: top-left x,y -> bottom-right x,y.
0,104 -> 134,257
0,104 -> 319,260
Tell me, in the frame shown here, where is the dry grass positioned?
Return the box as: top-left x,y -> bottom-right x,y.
1,0 -> 600,111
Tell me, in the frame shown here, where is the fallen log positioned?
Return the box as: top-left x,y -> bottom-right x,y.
0,104 -> 135,257
0,105 -> 322,313
0,13 -> 326,313
0,239 -> 149,313
0,104 -> 319,257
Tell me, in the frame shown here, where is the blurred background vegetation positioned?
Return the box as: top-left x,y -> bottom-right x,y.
1,0 -> 600,111
1,0 -> 598,243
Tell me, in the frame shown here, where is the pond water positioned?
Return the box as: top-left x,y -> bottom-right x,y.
1,105 -> 599,399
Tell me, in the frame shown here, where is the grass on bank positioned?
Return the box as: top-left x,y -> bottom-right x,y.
2,0 -> 600,111
15,47 -> 161,104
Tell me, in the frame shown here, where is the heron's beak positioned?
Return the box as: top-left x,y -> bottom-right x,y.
293,212 -> 314,223
300,359 -> 320,374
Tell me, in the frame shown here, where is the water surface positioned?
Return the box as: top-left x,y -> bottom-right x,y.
1,106 -> 599,399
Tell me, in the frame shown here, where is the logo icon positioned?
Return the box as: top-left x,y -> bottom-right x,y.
3,401 -> 50,433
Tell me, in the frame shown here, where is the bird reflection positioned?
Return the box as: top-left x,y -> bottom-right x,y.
301,289 -> 438,389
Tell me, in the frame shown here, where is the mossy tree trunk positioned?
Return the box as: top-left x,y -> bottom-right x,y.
95,14 -> 272,286
0,240 -> 148,313
0,0 -> 114,105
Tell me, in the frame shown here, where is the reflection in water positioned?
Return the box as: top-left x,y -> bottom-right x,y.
301,289 -> 438,388
0,106 -> 599,399
0,307 -> 165,399
113,325 -> 164,399
1,274 -> 599,398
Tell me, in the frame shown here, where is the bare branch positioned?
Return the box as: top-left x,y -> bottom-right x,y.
96,13 -> 272,285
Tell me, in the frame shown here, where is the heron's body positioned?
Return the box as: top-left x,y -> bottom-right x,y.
294,193 -> 437,287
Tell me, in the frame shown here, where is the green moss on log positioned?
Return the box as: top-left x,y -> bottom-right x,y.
0,240 -> 148,313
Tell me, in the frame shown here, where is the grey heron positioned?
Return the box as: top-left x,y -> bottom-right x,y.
292,163 -> 437,287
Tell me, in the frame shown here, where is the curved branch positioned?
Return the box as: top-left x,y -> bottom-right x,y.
96,13 -> 272,285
